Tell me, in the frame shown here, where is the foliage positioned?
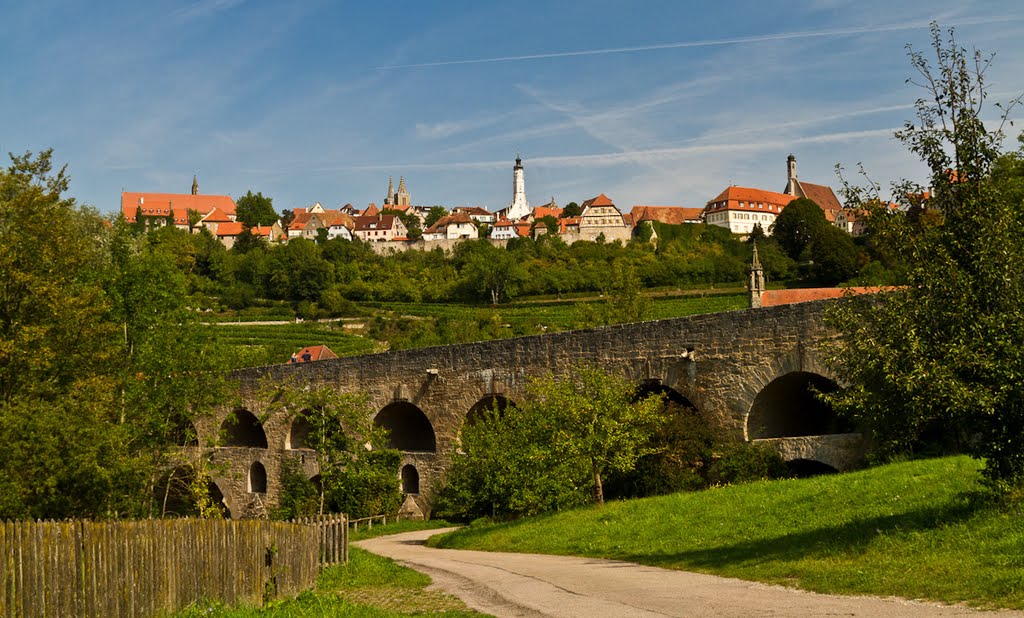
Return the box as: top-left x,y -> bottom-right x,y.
265,382 -> 402,518
825,24 -> 1024,488
434,366 -> 664,520
433,456 -> 1024,610
424,206 -> 448,228
0,150 -> 233,519
562,201 -> 581,218
235,190 -> 278,228
771,197 -> 860,285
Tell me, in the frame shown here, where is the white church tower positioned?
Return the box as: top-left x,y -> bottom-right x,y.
506,154 -> 530,220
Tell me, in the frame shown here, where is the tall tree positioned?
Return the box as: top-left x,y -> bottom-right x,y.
235,190 -> 278,228
825,24 -> 1024,488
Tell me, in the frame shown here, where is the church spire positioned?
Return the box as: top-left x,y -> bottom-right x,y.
749,242 -> 765,308
191,175 -> 198,195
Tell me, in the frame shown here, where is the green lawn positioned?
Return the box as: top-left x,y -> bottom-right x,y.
431,456 -> 1024,610
174,546 -> 483,617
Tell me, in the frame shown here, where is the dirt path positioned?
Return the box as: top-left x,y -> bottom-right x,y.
356,529 -> 1020,618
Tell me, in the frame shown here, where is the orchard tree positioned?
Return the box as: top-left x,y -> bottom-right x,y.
235,190 -> 278,228
825,24 -> 1024,488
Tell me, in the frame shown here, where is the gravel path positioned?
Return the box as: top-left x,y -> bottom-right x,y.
356,528 -> 1021,618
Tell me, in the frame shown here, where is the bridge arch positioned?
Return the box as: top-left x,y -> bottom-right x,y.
220,409 -> 268,448
155,465 -> 230,518
375,402 -> 436,452
466,394 -> 514,425
402,464 -> 420,494
745,371 -> 847,439
287,415 -> 315,450
248,461 -> 267,494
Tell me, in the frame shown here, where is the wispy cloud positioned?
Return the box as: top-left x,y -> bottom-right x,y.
372,15 -> 1024,70
173,0 -> 246,21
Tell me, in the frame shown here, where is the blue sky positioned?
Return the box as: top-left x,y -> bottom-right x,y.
3,1 -> 1023,216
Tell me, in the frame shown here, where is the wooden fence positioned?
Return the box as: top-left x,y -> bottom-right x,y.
0,516 -> 347,618
348,512 -> 402,533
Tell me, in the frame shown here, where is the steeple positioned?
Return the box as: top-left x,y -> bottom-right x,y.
784,153 -> 800,196
191,175 -> 198,196
749,242 -> 766,308
507,154 -> 529,220
396,176 -> 410,206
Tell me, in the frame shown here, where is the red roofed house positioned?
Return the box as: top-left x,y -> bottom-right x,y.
121,176 -> 237,232
705,186 -> 796,235
490,218 -> 518,240
288,345 -> 338,364
577,194 -> 631,242
422,213 -> 478,241
216,223 -> 273,250
451,206 -> 496,225
352,214 -> 408,242
630,205 -> 704,226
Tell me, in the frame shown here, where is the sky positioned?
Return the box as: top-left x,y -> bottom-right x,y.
3,1 -> 1024,216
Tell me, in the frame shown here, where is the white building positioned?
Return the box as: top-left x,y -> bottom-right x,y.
502,155 -> 531,221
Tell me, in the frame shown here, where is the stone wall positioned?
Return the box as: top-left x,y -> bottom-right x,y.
200,299 -> 854,517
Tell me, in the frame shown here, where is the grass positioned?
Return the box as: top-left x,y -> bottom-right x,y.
173,547 -> 483,617
208,322 -> 381,368
348,518 -> 456,542
430,456 -> 1024,610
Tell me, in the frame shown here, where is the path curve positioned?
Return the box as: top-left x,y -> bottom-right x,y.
356,528 -> 1020,618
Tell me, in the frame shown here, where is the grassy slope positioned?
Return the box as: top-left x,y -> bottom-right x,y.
175,548 -> 482,617
432,456 -> 1024,609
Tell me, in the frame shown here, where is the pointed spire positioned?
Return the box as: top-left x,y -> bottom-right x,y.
387,175 -> 394,196
749,242 -> 765,309
398,176 -> 406,192
751,242 -> 762,270
191,175 -> 198,195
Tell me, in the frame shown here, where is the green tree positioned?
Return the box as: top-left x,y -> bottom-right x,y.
458,243 -> 526,305
825,24 -> 1024,488
424,206 -> 448,228
264,382 -> 402,518
562,202 -> 581,218
770,197 -> 828,260
235,190 -> 278,228
436,366 -> 664,518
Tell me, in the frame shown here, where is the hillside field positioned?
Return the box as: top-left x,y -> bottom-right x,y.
431,456 -> 1024,610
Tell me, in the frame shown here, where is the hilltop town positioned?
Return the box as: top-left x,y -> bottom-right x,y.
119,153 -> 868,251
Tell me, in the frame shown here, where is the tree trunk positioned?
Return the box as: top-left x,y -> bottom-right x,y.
593,463 -> 604,506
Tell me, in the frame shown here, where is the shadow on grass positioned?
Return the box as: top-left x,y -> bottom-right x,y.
621,498 -> 981,570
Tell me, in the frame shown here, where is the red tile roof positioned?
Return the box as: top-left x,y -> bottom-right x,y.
121,192 -> 236,223
581,193 -> 614,208
796,181 -> 843,212
202,207 -> 234,223
424,213 -> 474,234
532,206 -> 563,220
353,214 -> 402,231
363,203 -> 380,217
706,187 -> 797,213
631,205 -> 704,225
215,223 -> 272,237
760,286 -> 894,307
288,345 -> 338,363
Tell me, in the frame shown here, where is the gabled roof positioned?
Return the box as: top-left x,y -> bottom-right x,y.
201,207 -> 234,223
353,214 -> 402,231
452,206 -> 493,217
215,223 -> 272,237
493,217 -> 515,228
289,345 -> 338,363
532,206 -> 563,220
363,203 -> 380,218
706,187 -> 797,212
121,192 -> 236,222
316,211 -> 354,229
424,213 -> 474,234
581,193 -> 614,208
794,181 -> 843,212
514,222 -> 532,237
630,205 -> 704,225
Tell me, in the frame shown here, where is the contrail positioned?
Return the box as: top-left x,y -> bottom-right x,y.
372,15 -> 1023,70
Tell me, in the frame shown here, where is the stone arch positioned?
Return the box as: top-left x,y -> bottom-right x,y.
220,409 -> 268,448
401,464 -> 420,495
787,458 -> 839,478
636,380 -> 697,410
746,371 -> 849,439
287,415 -> 315,450
248,461 -> 267,494
374,402 -> 436,452
169,414 -> 199,447
207,480 -> 231,518
155,466 -> 230,518
466,394 -> 514,425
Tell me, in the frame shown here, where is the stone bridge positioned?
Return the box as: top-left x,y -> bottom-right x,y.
191,299 -> 864,518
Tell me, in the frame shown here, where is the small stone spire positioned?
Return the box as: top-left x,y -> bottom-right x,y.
191,175 -> 198,195
749,242 -> 765,309
397,176 -> 406,193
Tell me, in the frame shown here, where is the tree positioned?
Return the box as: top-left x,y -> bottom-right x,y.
280,208 -> 296,232
459,243 -> 526,304
770,198 -> 828,260
424,206 -> 448,228
534,214 -> 558,235
435,366 -> 664,519
264,382 -> 402,518
825,24 -> 1024,488
562,202 -> 581,218
771,197 -> 859,284
235,190 -> 278,228
382,208 -> 422,239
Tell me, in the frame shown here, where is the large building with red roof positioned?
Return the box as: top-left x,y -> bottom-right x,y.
121,177 -> 237,232
704,186 -> 796,235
